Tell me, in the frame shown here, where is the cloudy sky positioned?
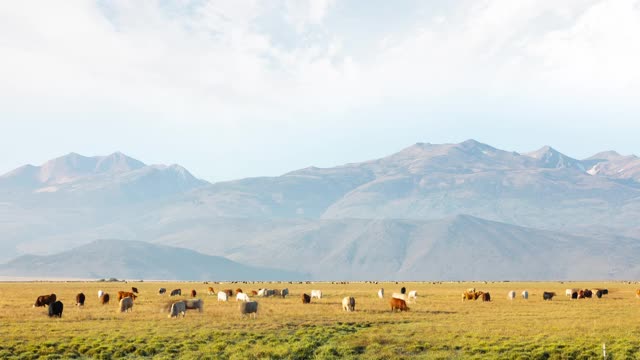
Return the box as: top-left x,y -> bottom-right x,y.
1,0 -> 639,181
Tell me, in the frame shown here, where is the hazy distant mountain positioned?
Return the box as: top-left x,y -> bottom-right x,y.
1,141 -> 640,280
0,239 -> 303,280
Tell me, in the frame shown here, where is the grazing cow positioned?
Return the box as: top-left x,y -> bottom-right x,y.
224,289 -> 233,297
595,290 -> 603,298
281,288 -> 289,298
273,289 -> 282,297
183,299 -> 204,312
378,288 -> 384,299
258,289 -> 267,297
467,288 -> 476,293
577,290 -> 585,299
400,287 -> 406,294
34,294 -> 57,308
239,301 -> 259,318
390,297 -> 409,312
584,289 -> 593,298
251,290 -> 258,296
522,290 -> 529,300
236,293 -> 250,302
566,289 -> 578,297
218,291 -> 228,302
481,292 -> 491,302
572,291 -> 578,299
48,301 -> 63,318
507,291 -> 516,300
170,289 -> 181,297
342,297 -> 356,312
543,292 -> 556,300
158,288 -> 166,295
117,291 -> 137,301
392,292 -> 406,300
266,289 -> 276,297
131,287 -> 139,294
191,289 -> 197,298
168,301 -> 186,318
408,290 -> 418,302
98,290 -> 104,299
302,293 -> 311,304
76,293 -> 86,307
593,288 -> 608,298
207,287 -> 215,295
101,293 -> 110,305
119,297 -> 134,313
462,291 -> 475,301
311,290 -> 322,299
235,288 -> 243,294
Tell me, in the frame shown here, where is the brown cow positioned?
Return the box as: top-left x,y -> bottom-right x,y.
390,297 -> 409,312
481,292 -> 491,302
191,289 -> 197,298
577,290 -> 585,299
302,293 -> 311,304
207,287 -> 215,295
462,291 -> 475,301
224,289 -> 233,297
583,289 -> 593,298
235,288 -> 243,294
117,291 -> 138,301
251,290 -> 258,296
76,293 -> 86,307
34,294 -> 57,307
101,293 -> 110,305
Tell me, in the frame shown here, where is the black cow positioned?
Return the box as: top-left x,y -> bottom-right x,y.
543,292 -> 556,300
48,301 -> 64,318
170,289 -> 181,296
76,293 -> 85,307
131,287 -> 139,294
400,287 -> 406,294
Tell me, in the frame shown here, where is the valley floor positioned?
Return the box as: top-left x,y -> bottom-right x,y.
0,281 -> 639,359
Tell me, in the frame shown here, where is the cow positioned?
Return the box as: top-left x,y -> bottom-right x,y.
101,293 -> 110,305
467,288 -> 476,293
258,289 -> 266,297
239,301 -> 258,318
390,297 -> 409,312
302,293 -> 311,304
48,301 -> 63,318
378,288 -> 384,299
273,289 -> 282,297
543,292 -> 556,300
236,293 -> 250,302
218,291 -> 228,302
170,289 -> 181,297
131,287 -> 139,294
281,288 -> 289,298
637,289 -> 640,298
207,287 -> 215,295
191,289 -> 197,298
251,290 -> 258,296
572,291 -> 579,299
34,294 -> 57,308
392,292 -> 406,300
76,293 -> 86,307
507,291 -> 516,300
158,288 -> 166,295
168,301 -> 186,318
98,290 -> 104,299
235,288 -> 243,294
311,290 -> 322,299
521,290 -> 529,300
481,292 -> 491,302
408,290 -> 418,302
117,291 -> 137,302
400,287 -> 406,295
224,289 -> 233,297
566,289 -> 578,297
462,291 -> 475,302
593,288 -> 608,298
183,299 -> 204,312
342,297 -> 356,312
119,297 -> 134,313
584,289 -> 593,298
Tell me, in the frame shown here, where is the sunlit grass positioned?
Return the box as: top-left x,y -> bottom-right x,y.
0,281 -> 638,359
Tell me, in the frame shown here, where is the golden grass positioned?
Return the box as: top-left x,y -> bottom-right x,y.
0,281 -> 639,359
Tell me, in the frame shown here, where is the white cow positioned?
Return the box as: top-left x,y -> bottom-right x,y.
507,291 -> 516,300
565,288 -> 577,297
342,297 -> 356,312
236,293 -> 250,302
377,288 -> 384,299
258,289 -> 267,297
217,291 -> 228,302
522,290 -> 529,300
391,292 -> 406,300
311,290 -> 322,299
408,290 -> 418,302
98,290 -> 104,299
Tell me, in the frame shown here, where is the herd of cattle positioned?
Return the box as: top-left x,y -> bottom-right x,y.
31,284 -> 636,319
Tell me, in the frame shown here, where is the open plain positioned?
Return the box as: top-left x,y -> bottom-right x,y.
1,281 -> 639,359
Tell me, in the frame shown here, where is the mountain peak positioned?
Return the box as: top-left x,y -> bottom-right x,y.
526,146 -> 583,170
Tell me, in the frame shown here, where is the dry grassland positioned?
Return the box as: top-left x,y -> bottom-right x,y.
0,281 -> 639,359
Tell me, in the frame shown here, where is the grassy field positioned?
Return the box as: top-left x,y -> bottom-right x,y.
0,281 -> 639,359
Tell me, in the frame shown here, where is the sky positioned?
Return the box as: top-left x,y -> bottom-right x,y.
1,0 -> 639,182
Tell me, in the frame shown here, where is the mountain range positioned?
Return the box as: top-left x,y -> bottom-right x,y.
1,140 -> 639,280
